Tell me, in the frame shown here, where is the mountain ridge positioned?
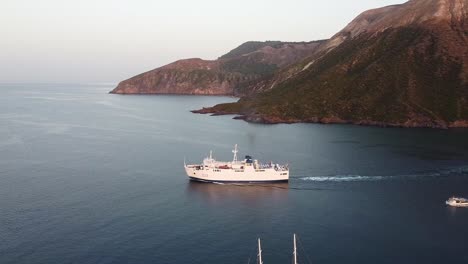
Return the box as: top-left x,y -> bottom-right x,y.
110,40 -> 325,96
193,0 -> 468,128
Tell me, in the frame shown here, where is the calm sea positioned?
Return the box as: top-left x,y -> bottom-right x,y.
1,83 -> 468,264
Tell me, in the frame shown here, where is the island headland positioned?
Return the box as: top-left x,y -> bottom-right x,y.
112,0 -> 468,129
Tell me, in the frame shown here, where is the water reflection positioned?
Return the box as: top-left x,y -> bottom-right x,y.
186,181 -> 289,206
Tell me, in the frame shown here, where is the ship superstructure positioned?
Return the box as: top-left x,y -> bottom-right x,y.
184,144 -> 289,183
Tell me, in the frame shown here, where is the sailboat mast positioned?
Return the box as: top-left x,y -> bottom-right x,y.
232,144 -> 238,163
293,233 -> 298,264
258,238 -> 263,264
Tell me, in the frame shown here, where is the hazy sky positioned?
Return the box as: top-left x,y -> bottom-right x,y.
1,0 -> 406,83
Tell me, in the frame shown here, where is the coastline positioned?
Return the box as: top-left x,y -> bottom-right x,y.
109,90 -> 239,97
192,108 -> 468,129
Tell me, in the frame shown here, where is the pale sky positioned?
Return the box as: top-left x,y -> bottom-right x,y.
0,0 -> 406,83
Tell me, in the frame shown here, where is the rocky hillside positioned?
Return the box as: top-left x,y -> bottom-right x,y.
196,0 -> 468,128
110,41 -> 324,96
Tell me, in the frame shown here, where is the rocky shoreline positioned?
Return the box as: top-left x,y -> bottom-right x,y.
192,108 -> 468,129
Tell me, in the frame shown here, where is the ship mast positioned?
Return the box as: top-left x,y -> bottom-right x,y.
232,144 -> 238,163
258,238 -> 263,264
293,233 -> 298,264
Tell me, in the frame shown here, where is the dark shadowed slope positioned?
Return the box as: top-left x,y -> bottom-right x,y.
196,0 -> 468,128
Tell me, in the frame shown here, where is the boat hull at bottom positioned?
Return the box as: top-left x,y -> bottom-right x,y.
185,165 -> 289,183
446,202 -> 468,207
189,176 -> 289,184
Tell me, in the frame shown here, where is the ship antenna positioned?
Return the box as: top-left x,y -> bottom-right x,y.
232,144 -> 238,163
257,238 -> 263,264
293,233 -> 298,264
210,150 -> 213,160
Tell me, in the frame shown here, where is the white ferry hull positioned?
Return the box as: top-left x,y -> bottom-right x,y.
185,166 -> 289,183
185,144 -> 289,183
446,201 -> 468,207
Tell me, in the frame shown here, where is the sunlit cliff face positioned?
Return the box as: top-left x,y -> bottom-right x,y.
326,0 -> 468,51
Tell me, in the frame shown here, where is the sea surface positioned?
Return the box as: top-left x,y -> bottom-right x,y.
1,83 -> 468,264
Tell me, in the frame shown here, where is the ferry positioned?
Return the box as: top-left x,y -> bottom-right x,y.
446,197 -> 468,207
184,144 -> 289,183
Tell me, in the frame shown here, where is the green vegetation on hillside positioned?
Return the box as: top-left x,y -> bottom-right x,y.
211,26 -> 467,125
219,41 -> 285,59
221,59 -> 278,76
219,41 -> 320,60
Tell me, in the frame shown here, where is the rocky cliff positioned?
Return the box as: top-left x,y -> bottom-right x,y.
110,41 -> 324,96
195,0 -> 468,128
